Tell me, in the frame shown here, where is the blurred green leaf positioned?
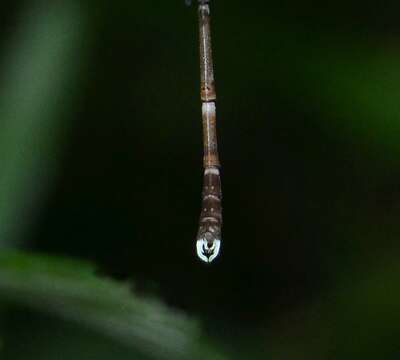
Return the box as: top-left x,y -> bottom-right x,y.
2,310 -> 150,360
0,0 -> 86,247
0,250 -> 225,360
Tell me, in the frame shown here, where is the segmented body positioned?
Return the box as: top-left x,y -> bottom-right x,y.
195,1 -> 222,263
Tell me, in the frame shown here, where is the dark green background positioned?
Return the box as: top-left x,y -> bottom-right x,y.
1,0 -> 400,358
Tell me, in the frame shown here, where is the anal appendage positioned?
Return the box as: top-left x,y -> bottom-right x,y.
196,166 -> 222,263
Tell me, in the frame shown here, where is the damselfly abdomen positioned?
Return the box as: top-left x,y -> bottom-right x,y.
189,1 -> 222,263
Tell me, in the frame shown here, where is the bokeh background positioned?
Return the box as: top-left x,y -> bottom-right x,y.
0,0 -> 400,359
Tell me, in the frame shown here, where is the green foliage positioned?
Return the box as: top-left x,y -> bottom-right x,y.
0,0 -> 85,246
0,250 -> 225,360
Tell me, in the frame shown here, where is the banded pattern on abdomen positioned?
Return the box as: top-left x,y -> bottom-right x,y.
193,1 -> 222,263
196,167 -> 222,263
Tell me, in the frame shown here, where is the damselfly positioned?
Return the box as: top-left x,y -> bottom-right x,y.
188,0 -> 222,263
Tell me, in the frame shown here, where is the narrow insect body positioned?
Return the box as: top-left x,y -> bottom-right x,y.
202,102 -> 219,167
194,1 -> 222,263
